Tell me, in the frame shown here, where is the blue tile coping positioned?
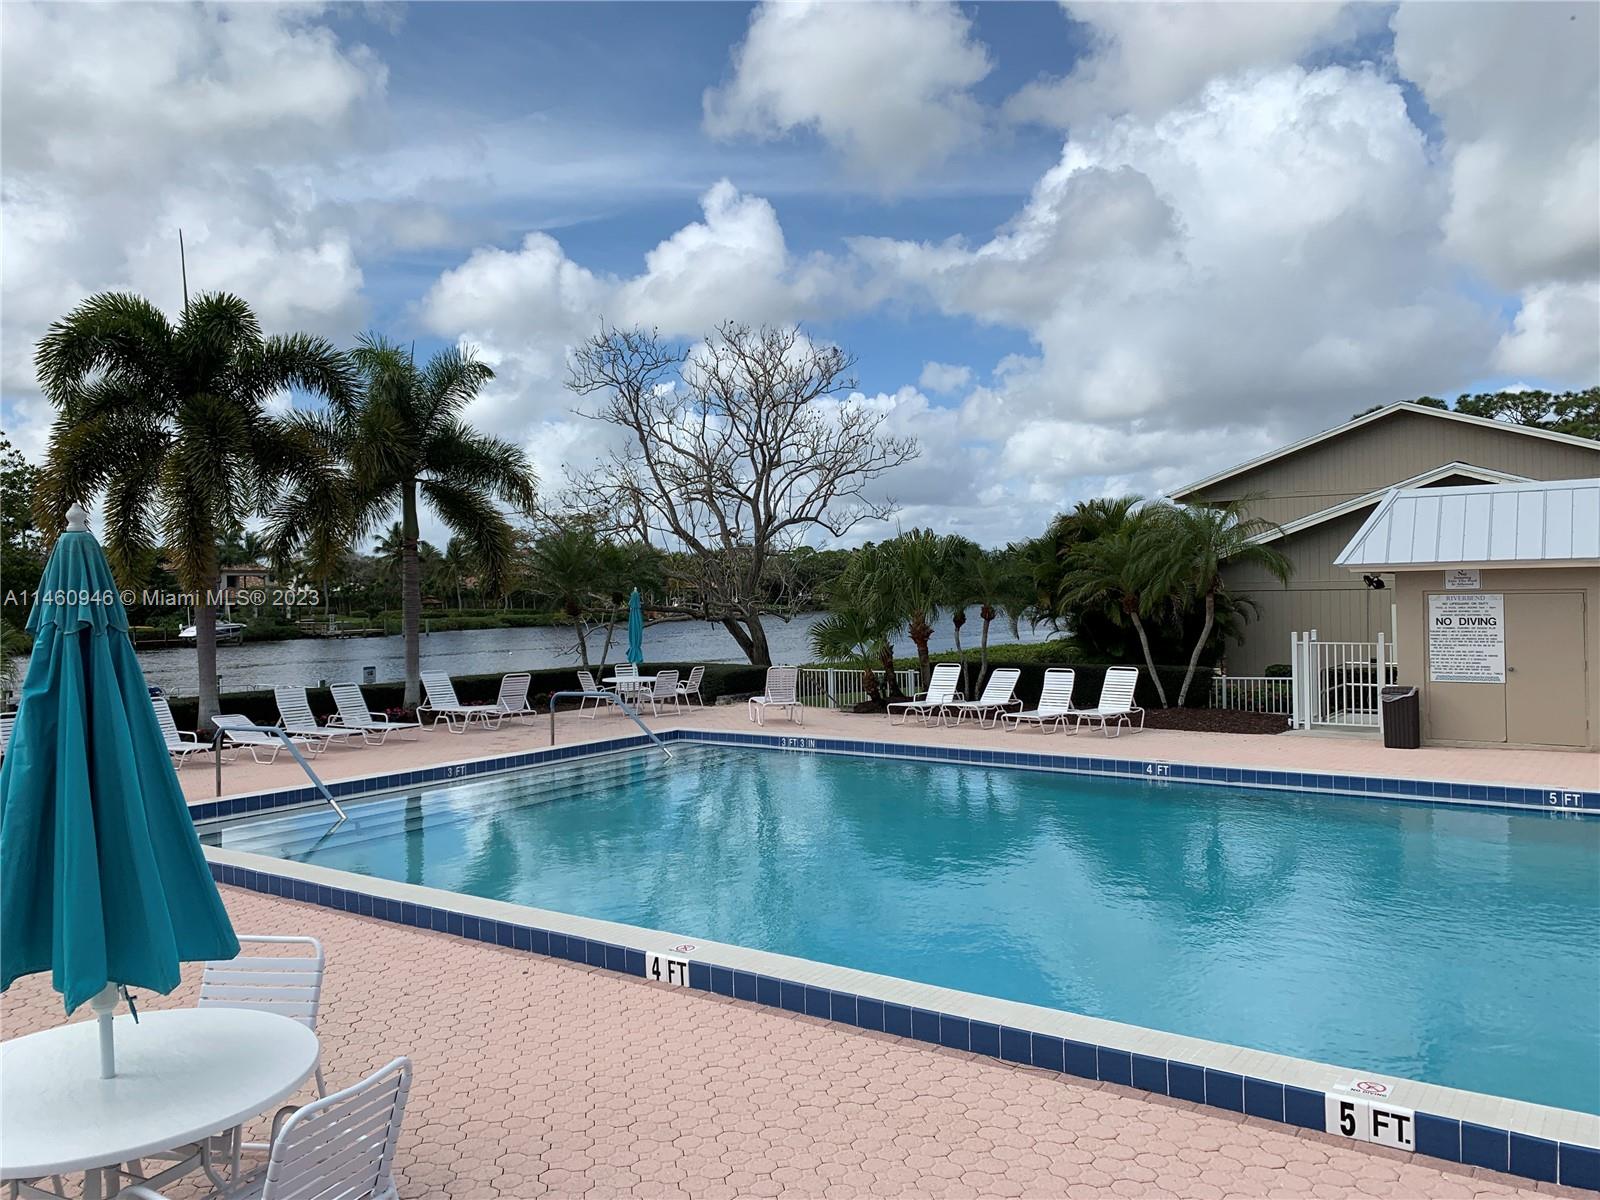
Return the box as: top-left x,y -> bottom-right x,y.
199,729 -> 1600,1191
189,727 -> 1600,825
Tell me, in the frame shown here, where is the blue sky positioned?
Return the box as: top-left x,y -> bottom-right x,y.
2,1 -> 1595,544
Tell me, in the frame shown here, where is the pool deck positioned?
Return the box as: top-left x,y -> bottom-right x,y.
1,887 -> 1582,1200
178,701 -> 1600,806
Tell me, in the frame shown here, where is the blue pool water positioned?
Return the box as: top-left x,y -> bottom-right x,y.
208,745 -> 1600,1113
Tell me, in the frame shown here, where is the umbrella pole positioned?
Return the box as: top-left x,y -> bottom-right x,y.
89,984 -> 119,1078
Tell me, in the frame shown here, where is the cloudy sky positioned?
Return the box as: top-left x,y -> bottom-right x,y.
2,1 -> 1596,547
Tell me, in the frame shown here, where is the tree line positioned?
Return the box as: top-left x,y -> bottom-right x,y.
810,496 -> 1290,711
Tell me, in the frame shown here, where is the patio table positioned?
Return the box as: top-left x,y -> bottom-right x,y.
602,674 -> 656,696
0,1007 -> 319,1199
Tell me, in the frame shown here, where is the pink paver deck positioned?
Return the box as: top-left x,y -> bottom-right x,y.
1,889 -> 1583,1199
179,702 -> 1599,806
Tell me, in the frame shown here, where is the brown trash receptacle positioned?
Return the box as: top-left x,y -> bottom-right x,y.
1380,686 -> 1420,749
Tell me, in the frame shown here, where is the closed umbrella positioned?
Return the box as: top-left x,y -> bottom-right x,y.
0,505 -> 239,1077
626,587 -> 645,666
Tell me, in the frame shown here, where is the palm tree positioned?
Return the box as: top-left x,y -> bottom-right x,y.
1059,512 -> 1172,707
1142,500 -> 1293,706
339,336 -> 537,707
808,606 -> 895,705
441,538 -> 476,610
867,528 -> 953,693
527,524 -> 610,669
968,546 -> 1028,686
34,291 -> 352,724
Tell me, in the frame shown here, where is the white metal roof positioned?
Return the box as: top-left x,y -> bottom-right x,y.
1170,402 -> 1599,500
1335,477 -> 1600,570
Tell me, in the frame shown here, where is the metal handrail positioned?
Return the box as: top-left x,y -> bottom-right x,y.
212,724 -> 347,821
548,691 -> 673,759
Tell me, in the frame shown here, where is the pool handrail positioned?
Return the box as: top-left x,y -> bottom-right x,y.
212,723 -> 348,821
548,690 -> 673,759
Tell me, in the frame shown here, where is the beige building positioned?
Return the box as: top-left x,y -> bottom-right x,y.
1334,477 -> 1600,751
1171,402 -> 1600,674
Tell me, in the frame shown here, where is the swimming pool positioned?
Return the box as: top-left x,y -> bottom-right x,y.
205,743 -> 1600,1115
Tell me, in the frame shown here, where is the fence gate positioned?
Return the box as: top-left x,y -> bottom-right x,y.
798,667 -> 920,710
1289,631 -> 1397,730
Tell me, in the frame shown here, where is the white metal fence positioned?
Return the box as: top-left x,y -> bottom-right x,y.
798,667 -> 920,709
1289,631 -> 1397,730
1209,674 -> 1293,717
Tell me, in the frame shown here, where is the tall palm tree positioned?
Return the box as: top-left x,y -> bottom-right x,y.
35,291 -> 352,724
341,335 -> 537,706
1142,500 -> 1293,706
1059,512 -> 1171,706
866,529 -> 953,693
969,546 -> 1028,686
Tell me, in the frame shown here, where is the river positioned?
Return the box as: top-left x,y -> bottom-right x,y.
134,608 -> 1054,695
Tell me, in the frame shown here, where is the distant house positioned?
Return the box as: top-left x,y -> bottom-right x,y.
1170,401 -> 1600,674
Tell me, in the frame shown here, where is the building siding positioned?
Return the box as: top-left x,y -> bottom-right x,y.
1221,511 -> 1393,674
1189,411 -> 1600,526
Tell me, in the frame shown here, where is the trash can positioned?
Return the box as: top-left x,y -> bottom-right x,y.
1380,685 -> 1420,749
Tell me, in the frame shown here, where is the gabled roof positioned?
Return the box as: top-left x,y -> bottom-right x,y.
1249,462 -> 1532,544
1334,477 -> 1600,570
1171,402 -> 1599,501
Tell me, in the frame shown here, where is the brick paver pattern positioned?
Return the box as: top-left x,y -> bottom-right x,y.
2,889 -> 1582,1199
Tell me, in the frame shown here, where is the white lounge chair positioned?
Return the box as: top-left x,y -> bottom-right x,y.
496,672 -> 535,723
121,1057 -> 412,1200
327,683 -> 419,745
419,670 -> 503,734
0,711 -> 12,758
676,665 -> 706,709
747,666 -> 802,726
641,669 -> 680,716
887,662 -> 962,726
212,715 -> 313,764
150,692 -> 215,767
1005,668 -> 1077,733
575,669 -> 610,718
943,667 -> 1023,728
274,686 -> 357,754
1073,666 -> 1146,738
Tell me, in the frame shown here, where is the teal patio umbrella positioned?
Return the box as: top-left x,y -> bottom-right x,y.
0,505 -> 238,1077
626,587 -> 645,666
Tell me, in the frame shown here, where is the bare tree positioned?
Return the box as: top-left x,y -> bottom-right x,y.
566,322 -> 918,665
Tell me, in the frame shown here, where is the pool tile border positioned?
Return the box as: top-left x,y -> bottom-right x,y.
191,725 -> 1600,824
205,851 -> 1600,1191
196,727 -> 1600,1192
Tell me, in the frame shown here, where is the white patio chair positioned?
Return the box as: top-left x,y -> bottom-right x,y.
0,711 -> 12,759
496,672 -> 535,723
120,1057 -> 412,1200
149,693 -> 218,767
943,667 -> 1023,728
199,935 -> 329,1096
1005,668 -> 1077,733
418,670 -> 503,734
1073,666 -> 1147,738
747,666 -> 802,726
274,686 -> 356,754
212,716 -> 313,765
575,669 -> 609,718
611,662 -> 645,701
326,683 -> 419,745
642,669 -> 680,716
676,665 -> 706,709
887,662 -> 962,726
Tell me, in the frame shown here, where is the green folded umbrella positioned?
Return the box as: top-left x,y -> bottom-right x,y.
627,587 -> 644,666
0,505 -> 238,1073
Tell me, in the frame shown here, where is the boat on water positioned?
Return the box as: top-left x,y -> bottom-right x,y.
178,620 -> 247,644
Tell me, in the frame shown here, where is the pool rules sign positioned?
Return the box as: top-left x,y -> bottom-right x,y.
1428,593 -> 1505,684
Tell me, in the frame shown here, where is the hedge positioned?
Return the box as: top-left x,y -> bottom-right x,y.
163,660 -> 770,731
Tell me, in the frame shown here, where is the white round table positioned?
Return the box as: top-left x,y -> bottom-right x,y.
1,1008 -> 319,1187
